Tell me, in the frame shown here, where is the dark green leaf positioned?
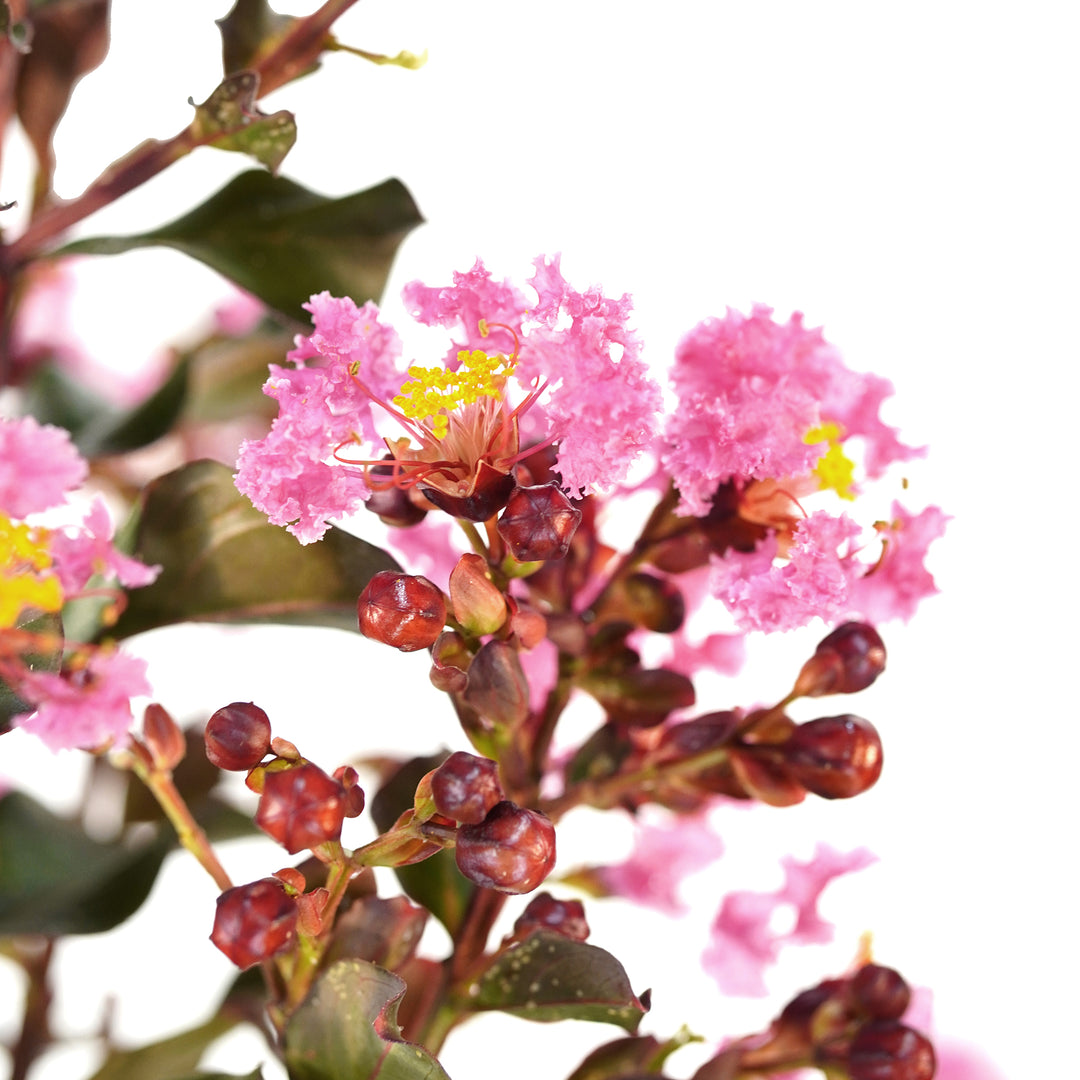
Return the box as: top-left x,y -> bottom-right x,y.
191,72 -> 296,173
58,171 -> 423,322
565,1031 -> 699,1080
467,931 -> 648,1032
0,792 -> 170,935
21,360 -> 113,437
217,0 -> 297,74
85,1013 -> 240,1080
285,959 -> 451,1080
323,895 -> 427,970
109,460 -> 401,638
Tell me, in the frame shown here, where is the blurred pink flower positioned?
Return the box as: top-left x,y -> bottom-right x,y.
49,498 -> 160,593
0,416 -> 88,517
13,649 -> 151,752
849,502 -> 949,623
702,843 -> 877,996
601,812 -> 726,914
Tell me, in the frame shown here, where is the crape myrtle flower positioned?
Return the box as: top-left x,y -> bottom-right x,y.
660,305 -> 944,631
0,417 -> 158,752
235,256 -> 662,543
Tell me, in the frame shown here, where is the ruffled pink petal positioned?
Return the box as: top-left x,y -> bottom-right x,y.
0,417 -> 88,518
13,649 -> 151,752
50,498 -> 160,593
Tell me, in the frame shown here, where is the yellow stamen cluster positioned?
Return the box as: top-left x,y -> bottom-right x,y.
393,349 -> 514,440
805,422 -> 856,500
0,513 -> 63,628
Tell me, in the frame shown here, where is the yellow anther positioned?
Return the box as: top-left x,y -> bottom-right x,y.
393,349 -> 514,438
805,422 -> 856,500
0,514 -> 63,628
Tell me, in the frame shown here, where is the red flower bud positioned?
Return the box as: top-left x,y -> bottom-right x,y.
255,762 -> 346,853
204,702 -> 271,771
357,571 -> 446,652
210,877 -> 298,969
449,553 -> 507,636
795,622 -> 887,698
455,801 -> 556,893
512,892 -> 590,942
852,963 -> 912,1022
847,1021 -> 936,1080
143,703 -> 186,771
430,751 -> 504,824
497,483 -> 582,562
782,714 -> 883,799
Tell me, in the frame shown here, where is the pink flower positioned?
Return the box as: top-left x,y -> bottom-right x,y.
664,629 -> 747,678
0,416 -> 88,518
663,306 -> 922,517
601,812 -> 726,914
935,1041 -> 1007,1080
849,502 -> 949,623
13,649 -> 152,752
711,511 -> 865,632
49,498 -> 160,593
237,259 -> 661,540
701,843 -> 877,996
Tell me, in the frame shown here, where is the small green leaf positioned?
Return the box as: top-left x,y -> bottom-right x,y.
85,1013 -> 240,1080
565,1030 -> 700,1080
218,0 -> 297,74
58,170 -> 423,322
467,931 -> 648,1032
21,360 -> 113,439
110,460 -> 401,638
285,959 -> 451,1080
191,72 -> 296,173
0,792 -> 170,935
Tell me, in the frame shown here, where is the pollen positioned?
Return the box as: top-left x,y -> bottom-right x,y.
805,422 -> 856,500
0,513 -> 63,628
392,349 -> 514,439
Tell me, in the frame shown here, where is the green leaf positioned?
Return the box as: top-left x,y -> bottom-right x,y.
173,1073 -> 264,1080
21,360 -> 113,439
0,792 -> 170,935
0,610 -> 63,732
58,170 -> 423,322
565,1031 -> 700,1080
285,959 -> 451,1080
191,72 -> 296,174
467,931 -> 648,1032
85,1013 -> 240,1080
217,0 -> 297,74
109,460 -> 401,638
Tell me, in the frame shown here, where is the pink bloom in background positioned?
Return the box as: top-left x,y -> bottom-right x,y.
383,516 -> 462,587
236,258 -> 661,541
0,416 -> 88,517
702,843 -> 877,996
664,629 -> 747,678
13,649 -> 152,753
601,812 -> 726,914
663,305 -> 922,517
49,498 -> 160,593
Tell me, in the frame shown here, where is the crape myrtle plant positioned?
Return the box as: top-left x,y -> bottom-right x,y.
0,4 -> 950,1080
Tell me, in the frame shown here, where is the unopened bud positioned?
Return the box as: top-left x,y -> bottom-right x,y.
455,801 -> 556,893
852,963 -> 911,1022
507,598 -> 547,649
512,892 -> 589,942
430,751 -> 504,824
847,1020 -> 935,1080
463,640 -> 530,728
358,571 -> 447,652
497,483 -> 581,562
210,878 -> 298,969
143,703 -> 186,771
782,715 -> 883,799
795,623 -> 887,698
363,461 -> 429,527
429,630 -> 470,694
255,762 -> 346,853
334,765 -> 366,818
450,553 -> 507,636
204,702 -> 271,771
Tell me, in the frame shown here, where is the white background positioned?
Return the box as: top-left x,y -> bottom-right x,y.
2,2 -> 1078,1078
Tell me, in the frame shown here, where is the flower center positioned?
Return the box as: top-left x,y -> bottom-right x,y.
392,348 -> 515,440
805,421 -> 856,500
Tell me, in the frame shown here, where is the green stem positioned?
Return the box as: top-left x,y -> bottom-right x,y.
457,519 -> 488,559
128,752 -> 233,892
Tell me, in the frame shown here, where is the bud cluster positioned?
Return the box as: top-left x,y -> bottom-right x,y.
727,961 -> 935,1080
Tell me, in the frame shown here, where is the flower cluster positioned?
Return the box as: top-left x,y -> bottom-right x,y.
0,416 -> 158,751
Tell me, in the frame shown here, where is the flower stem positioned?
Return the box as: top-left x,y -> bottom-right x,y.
127,750 -> 233,892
